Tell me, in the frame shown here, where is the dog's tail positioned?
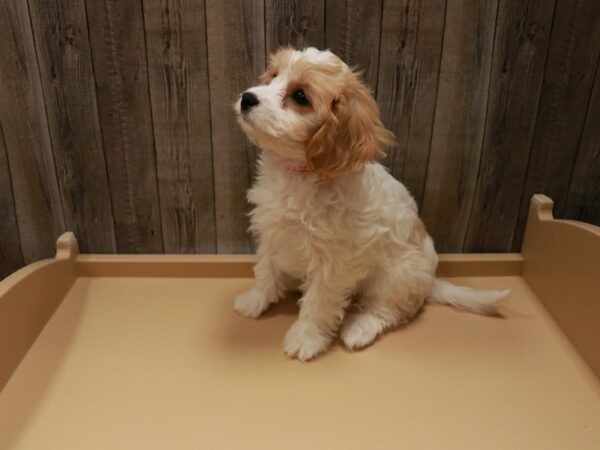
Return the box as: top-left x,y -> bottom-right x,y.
427,279 -> 509,316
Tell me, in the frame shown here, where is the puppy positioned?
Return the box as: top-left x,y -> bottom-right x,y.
234,47 -> 508,361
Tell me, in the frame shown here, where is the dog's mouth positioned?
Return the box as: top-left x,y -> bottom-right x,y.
237,109 -> 274,138
240,111 -> 253,123
237,111 -> 256,133
237,112 -> 265,147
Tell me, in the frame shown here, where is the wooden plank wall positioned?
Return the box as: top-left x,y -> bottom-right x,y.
0,1 -> 65,268
0,0 -> 599,277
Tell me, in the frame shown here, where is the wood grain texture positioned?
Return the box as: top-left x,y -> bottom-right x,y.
28,0 -> 116,253
420,0 -> 499,252
206,0 -> 265,253
376,0 -> 446,206
325,0 -> 383,90
0,1 -> 64,263
143,0 -> 217,253
564,58 -> 600,226
463,0 -> 556,252
1,1 -> 600,268
0,122 -> 23,279
86,0 -> 163,253
515,0 -> 600,249
265,0 -> 324,54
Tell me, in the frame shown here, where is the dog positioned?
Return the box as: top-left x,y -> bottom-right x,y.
234,47 -> 509,361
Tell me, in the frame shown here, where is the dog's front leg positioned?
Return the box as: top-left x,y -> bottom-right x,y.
283,274 -> 351,361
234,253 -> 282,318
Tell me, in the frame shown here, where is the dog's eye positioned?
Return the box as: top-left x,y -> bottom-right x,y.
292,89 -> 309,106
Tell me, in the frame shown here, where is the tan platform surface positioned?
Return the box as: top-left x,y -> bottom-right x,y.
1,195 -> 599,449
1,274 -> 599,450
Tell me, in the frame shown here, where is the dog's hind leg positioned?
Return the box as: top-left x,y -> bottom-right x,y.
340,272 -> 429,350
340,311 -> 391,350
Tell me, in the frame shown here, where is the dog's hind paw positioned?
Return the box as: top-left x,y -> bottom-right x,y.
340,313 -> 385,350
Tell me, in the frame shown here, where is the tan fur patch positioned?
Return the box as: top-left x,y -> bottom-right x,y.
304,70 -> 395,178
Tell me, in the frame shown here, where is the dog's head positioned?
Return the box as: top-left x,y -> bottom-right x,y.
235,47 -> 394,177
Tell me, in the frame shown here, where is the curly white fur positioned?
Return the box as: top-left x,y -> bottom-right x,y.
234,48 -> 509,361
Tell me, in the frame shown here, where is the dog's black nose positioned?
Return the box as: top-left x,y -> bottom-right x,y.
241,92 -> 259,111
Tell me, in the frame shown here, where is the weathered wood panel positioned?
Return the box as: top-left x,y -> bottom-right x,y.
0,123 -> 23,279
206,0 -> 265,252
0,1 -> 64,263
376,0 -> 446,206
420,0 -> 499,252
86,0 -> 164,253
143,0 -> 217,253
564,59 -> 600,226
464,0 -> 556,252
515,0 -> 600,249
28,0 -> 116,253
326,0 -> 383,90
266,0 -> 324,54
0,1 -> 599,276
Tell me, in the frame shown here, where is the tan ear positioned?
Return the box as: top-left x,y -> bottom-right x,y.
306,75 -> 394,177
259,47 -> 295,84
258,66 -> 276,85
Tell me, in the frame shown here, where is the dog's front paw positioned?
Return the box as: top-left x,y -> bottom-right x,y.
283,320 -> 331,361
340,313 -> 385,349
234,287 -> 270,318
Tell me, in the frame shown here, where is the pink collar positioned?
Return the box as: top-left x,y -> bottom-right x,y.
285,164 -> 311,174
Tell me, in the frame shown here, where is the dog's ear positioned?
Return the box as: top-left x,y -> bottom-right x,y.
259,47 -> 295,84
258,66 -> 277,85
306,74 -> 394,177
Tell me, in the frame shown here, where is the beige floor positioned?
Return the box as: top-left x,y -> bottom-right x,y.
1,275 -> 599,450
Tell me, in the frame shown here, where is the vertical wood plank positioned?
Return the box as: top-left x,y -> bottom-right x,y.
143,0 -> 217,253
376,0 -> 446,206
206,0 -> 265,253
28,0 -> 116,253
420,0 -> 498,252
515,0 -> 600,249
265,0 -> 324,53
85,0 -> 164,253
325,0 -> 383,90
463,0 -> 556,252
0,1 -> 64,263
564,59 -> 600,226
0,122 -> 24,279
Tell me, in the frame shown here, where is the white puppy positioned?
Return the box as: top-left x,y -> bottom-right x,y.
234,47 -> 508,361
